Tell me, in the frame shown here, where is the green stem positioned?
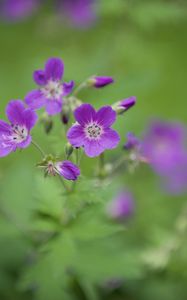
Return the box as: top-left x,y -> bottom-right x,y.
112,155 -> 128,172
31,140 -> 46,158
98,152 -> 105,178
72,79 -> 90,96
58,175 -> 71,193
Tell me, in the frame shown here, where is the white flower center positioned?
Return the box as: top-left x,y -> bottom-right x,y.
41,80 -> 63,100
85,122 -> 103,140
10,124 -> 28,143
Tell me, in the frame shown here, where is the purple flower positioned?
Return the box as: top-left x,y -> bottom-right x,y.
44,159 -> 80,181
1,0 -> 39,21
67,104 -> 120,157
0,100 -> 38,157
25,58 -> 74,116
107,191 -> 134,221
124,133 -> 147,164
124,132 -> 141,151
143,120 -> 187,194
57,0 -> 96,28
90,76 -> 114,88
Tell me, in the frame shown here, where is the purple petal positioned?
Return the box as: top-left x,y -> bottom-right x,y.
25,90 -> 46,110
0,120 -> 11,134
96,106 -> 116,127
45,58 -> 64,81
45,100 -> 62,115
63,80 -> 74,96
100,128 -> 120,150
33,70 -> 47,86
0,142 -> 13,157
74,103 -> 96,126
67,125 -> 85,147
6,100 -> 26,125
23,109 -> 38,130
84,139 -> 104,157
58,160 -> 80,180
93,76 -> 114,88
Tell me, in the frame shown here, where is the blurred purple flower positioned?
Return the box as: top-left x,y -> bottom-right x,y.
57,0 -> 96,28
1,0 -> 39,21
0,100 -> 37,157
90,76 -> 114,88
124,132 -> 148,164
25,58 -> 74,116
67,103 -> 120,157
107,191 -> 134,221
143,120 -> 187,194
45,160 -> 80,180
124,132 -> 141,151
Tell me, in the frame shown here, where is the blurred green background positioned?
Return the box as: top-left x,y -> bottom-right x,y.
0,1 -> 187,300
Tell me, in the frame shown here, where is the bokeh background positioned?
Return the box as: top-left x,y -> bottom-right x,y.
0,1 -> 187,300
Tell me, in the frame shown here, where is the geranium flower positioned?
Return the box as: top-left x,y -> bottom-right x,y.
25,58 -> 74,115
143,120 -> 187,194
57,0 -> 96,28
106,191 -> 134,221
0,100 -> 37,157
1,0 -> 39,21
67,103 -> 120,157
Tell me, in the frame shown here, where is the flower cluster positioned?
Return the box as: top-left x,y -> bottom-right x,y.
1,55 -> 186,225
0,56 -> 136,197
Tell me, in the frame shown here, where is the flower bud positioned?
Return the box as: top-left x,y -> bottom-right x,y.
106,191 -> 134,221
65,142 -> 74,159
112,96 -> 136,115
40,113 -> 53,134
88,76 -> 114,88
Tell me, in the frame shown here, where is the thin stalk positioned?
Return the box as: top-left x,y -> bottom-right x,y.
98,152 -> 105,178
31,140 -> 46,158
72,81 -> 88,96
112,155 -> 128,172
58,175 -> 71,193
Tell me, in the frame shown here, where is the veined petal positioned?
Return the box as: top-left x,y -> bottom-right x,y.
6,100 -> 26,125
84,139 -> 104,157
0,142 -> 13,157
45,58 -> 64,81
74,103 -> 96,126
45,99 -> 62,115
96,106 -> 116,127
25,90 -> 46,110
67,124 -> 85,147
100,128 -> 120,149
0,120 -> 11,134
23,109 -> 38,130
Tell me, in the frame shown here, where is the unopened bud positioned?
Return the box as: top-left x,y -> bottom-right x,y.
65,143 -> 74,159
40,113 -> 53,134
112,96 -> 136,115
88,76 -> 114,88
